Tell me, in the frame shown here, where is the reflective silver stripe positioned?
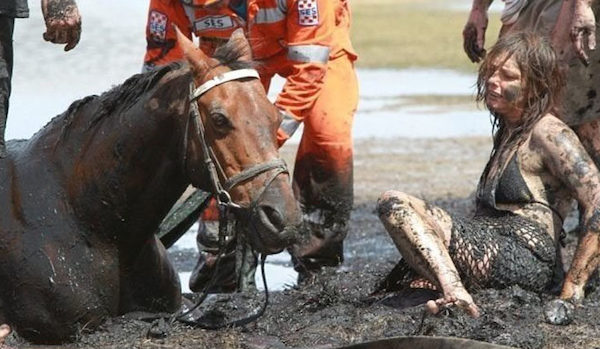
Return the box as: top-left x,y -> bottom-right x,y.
287,44 -> 330,64
276,0 -> 288,14
255,7 -> 285,24
279,111 -> 301,138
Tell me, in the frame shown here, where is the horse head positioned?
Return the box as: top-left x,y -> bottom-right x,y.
176,28 -> 301,254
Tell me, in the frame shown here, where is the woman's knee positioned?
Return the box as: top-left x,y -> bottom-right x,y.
377,190 -> 414,221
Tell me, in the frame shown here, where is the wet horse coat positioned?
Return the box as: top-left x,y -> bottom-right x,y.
0,31 -> 300,343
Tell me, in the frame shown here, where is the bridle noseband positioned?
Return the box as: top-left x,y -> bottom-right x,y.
144,68 -> 291,332
187,68 -> 288,211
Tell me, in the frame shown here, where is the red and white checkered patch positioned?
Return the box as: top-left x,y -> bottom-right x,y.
298,0 -> 319,26
149,10 -> 168,42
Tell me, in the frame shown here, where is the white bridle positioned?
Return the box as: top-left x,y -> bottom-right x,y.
187,68 -> 287,208
191,68 -> 260,101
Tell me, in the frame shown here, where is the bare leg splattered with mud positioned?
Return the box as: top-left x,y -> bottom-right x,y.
377,190 -> 480,317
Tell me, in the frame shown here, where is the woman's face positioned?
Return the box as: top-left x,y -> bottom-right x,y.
485,54 -> 525,124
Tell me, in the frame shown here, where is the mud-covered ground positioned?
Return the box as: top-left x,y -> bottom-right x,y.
6,137 -> 600,349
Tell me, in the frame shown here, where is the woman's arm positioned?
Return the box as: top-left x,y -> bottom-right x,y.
535,117 -> 600,303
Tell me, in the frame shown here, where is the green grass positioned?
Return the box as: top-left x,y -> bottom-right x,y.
351,1 -> 502,71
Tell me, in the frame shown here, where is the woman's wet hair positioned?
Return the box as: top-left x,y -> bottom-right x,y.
477,31 -> 564,124
476,31 -> 565,205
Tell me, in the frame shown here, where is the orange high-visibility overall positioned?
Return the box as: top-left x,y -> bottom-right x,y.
144,0 -> 358,271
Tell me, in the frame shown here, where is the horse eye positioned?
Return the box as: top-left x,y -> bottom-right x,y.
210,113 -> 231,129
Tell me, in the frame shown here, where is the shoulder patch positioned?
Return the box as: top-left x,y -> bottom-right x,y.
149,10 -> 168,42
298,0 -> 318,26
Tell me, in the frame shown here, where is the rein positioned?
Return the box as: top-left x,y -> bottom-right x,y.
172,67 -> 287,330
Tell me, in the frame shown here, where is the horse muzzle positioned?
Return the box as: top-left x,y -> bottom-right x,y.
245,203 -> 300,254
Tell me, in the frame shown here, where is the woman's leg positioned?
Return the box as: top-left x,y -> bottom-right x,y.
377,190 -> 479,317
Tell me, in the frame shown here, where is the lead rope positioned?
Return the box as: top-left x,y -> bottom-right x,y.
147,208 -> 270,332
153,79 -> 281,331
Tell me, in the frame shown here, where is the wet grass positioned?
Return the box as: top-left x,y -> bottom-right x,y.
351,0 -> 502,71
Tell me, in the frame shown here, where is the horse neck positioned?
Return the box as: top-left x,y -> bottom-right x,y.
32,66 -> 195,242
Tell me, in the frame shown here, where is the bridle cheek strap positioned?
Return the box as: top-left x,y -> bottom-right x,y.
191,68 -> 260,101
187,68 -> 287,210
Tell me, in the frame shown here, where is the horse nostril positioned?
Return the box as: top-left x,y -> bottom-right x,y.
258,205 -> 285,233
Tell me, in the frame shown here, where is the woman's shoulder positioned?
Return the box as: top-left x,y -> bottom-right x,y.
530,113 -> 586,159
531,114 -> 576,145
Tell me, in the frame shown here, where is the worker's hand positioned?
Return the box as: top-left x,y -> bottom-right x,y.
463,7 -> 489,63
569,0 -> 596,65
41,0 -> 81,51
552,0 -> 596,65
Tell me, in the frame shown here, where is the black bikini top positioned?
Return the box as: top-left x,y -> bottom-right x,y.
495,154 -> 534,205
477,153 -> 534,211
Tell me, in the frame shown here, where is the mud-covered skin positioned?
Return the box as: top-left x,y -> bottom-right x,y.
489,115 -> 600,302
484,55 -> 524,124
502,83 -> 522,104
463,0 -> 595,65
531,116 -> 600,303
377,112 -> 600,318
41,0 -> 81,51
463,0 -> 493,63
551,0 -> 596,64
377,192 -> 480,317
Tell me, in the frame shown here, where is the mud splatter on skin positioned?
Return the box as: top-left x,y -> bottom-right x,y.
376,196 -> 403,219
587,89 -> 597,100
502,84 -> 522,104
585,208 -> 600,232
547,129 -> 596,187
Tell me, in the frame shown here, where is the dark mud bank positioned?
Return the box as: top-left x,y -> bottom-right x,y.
5,199 -> 597,349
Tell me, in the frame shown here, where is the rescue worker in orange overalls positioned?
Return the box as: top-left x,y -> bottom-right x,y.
144,0 -> 358,290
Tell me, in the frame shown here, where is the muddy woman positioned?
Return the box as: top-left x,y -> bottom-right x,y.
377,32 -> 600,320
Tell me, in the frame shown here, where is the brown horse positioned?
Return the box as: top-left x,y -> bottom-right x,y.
0,29 -> 300,343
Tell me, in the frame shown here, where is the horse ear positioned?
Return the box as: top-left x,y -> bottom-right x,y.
228,28 -> 253,62
173,24 -> 210,73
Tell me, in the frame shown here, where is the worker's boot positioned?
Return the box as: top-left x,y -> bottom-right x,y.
189,219 -> 257,293
291,213 -> 347,285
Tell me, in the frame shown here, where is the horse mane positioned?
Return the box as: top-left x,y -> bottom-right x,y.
82,62 -> 186,131
93,62 -> 185,122
33,62 -> 186,145
34,40 -> 253,146
212,39 -> 256,71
